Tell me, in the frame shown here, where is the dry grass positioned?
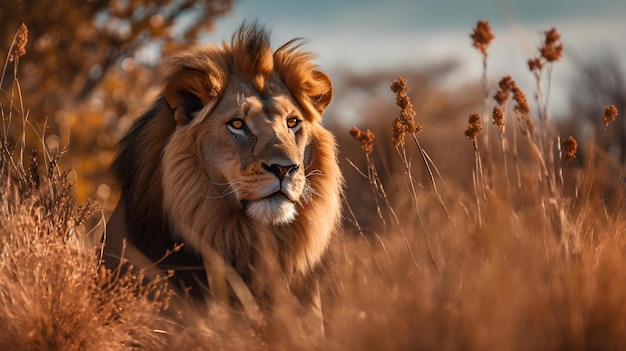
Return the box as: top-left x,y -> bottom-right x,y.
0,138 -> 177,351
1,21 -> 626,350
1,26 -> 173,351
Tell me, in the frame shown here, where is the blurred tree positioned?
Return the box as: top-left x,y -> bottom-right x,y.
0,0 -> 232,202
1,0 -> 232,105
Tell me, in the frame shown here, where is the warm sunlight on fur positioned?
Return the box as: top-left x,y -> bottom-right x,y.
104,23 -> 343,323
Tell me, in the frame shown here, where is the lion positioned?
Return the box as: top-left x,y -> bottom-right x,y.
103,22 -> 342,328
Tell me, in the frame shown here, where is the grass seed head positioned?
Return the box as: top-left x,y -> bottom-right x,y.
603,104 -> 618,125
494,75 -> 515,105
9,23 -> 28,62
471,20 -> 495,56
512,85 -> 531,115
498,75 -> 515,91
494,90 -> 509,106
492,106 -> 505,135
390,77 -> 422,146
493,75 -> 529,116
464,113 -> 482,141
528,57 -> 544,74
539,27 -> 563,62
350,126 -> 375,154
562,136 -> 578,162
544,28 -> 561,45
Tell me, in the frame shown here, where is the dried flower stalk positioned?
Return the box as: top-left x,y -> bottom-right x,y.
603,105 -> 618,125
350,126 -> 375,154
562,136 -> 578,162
512,85 -> 531,116
471,20 -> 495,147
9,23 -> 28,62
465,113 -> 483,141
497,76 -> 530,115
391,77 -> 422,146
492,106 -> 505,136
601,104 -> 619,135
470,20 -> 495,57
527,57 -> 544,74
540,28 -> 564,63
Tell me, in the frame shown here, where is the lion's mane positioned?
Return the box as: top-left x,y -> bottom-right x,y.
106,23 -> 342,305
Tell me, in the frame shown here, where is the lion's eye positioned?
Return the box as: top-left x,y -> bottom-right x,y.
227,118 -> 247,136
287,117 -> 301,129
228,118 -> 245,129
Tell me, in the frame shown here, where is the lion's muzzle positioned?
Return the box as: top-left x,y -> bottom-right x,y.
262,162 -> 299,182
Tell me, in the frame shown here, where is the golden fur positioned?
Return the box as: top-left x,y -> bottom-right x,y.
105,23 -> 342,315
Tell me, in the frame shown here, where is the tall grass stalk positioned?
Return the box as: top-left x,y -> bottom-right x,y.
349,126 -> 421,268
409,132 -> 450,217
395,142 -> 438,269
471,21 -> 494,149
492,106 -> 511,192
464,112 -> 485,225
391,77 -> 448,269
470,20 -> 494,195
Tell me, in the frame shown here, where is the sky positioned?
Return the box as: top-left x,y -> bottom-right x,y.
201,0 -> 626,115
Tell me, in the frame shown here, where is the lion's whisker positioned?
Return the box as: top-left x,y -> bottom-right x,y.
202,181 -> 245,200
203,193 -> 232,200
305,169 -> 323,178
203,175 -> 231,187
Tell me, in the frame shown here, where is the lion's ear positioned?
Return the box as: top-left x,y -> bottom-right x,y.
165,69 -> 219,125
309,71 -> 333,115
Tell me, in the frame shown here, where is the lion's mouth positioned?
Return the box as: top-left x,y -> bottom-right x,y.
242,192 -> 298,226
241,190 -> 293,206
264,191 -> 292,202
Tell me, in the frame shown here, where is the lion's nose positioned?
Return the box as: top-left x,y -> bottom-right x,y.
262,162 -> 299,181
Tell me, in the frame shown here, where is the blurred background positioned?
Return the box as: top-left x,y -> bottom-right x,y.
207,0 -> 626,116
1,0 -> 625,226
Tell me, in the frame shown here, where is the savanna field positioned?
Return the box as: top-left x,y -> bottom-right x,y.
2,8 -> 626,351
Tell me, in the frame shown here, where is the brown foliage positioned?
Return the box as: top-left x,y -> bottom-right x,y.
0,0 -> 232,103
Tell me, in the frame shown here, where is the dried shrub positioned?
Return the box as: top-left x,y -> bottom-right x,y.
0,135 -> 177,350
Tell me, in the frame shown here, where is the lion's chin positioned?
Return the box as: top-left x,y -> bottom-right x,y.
245,194 -> 298,226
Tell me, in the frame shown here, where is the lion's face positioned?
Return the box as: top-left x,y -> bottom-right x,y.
197,78 -> 312,226
151,26 -> 340,278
